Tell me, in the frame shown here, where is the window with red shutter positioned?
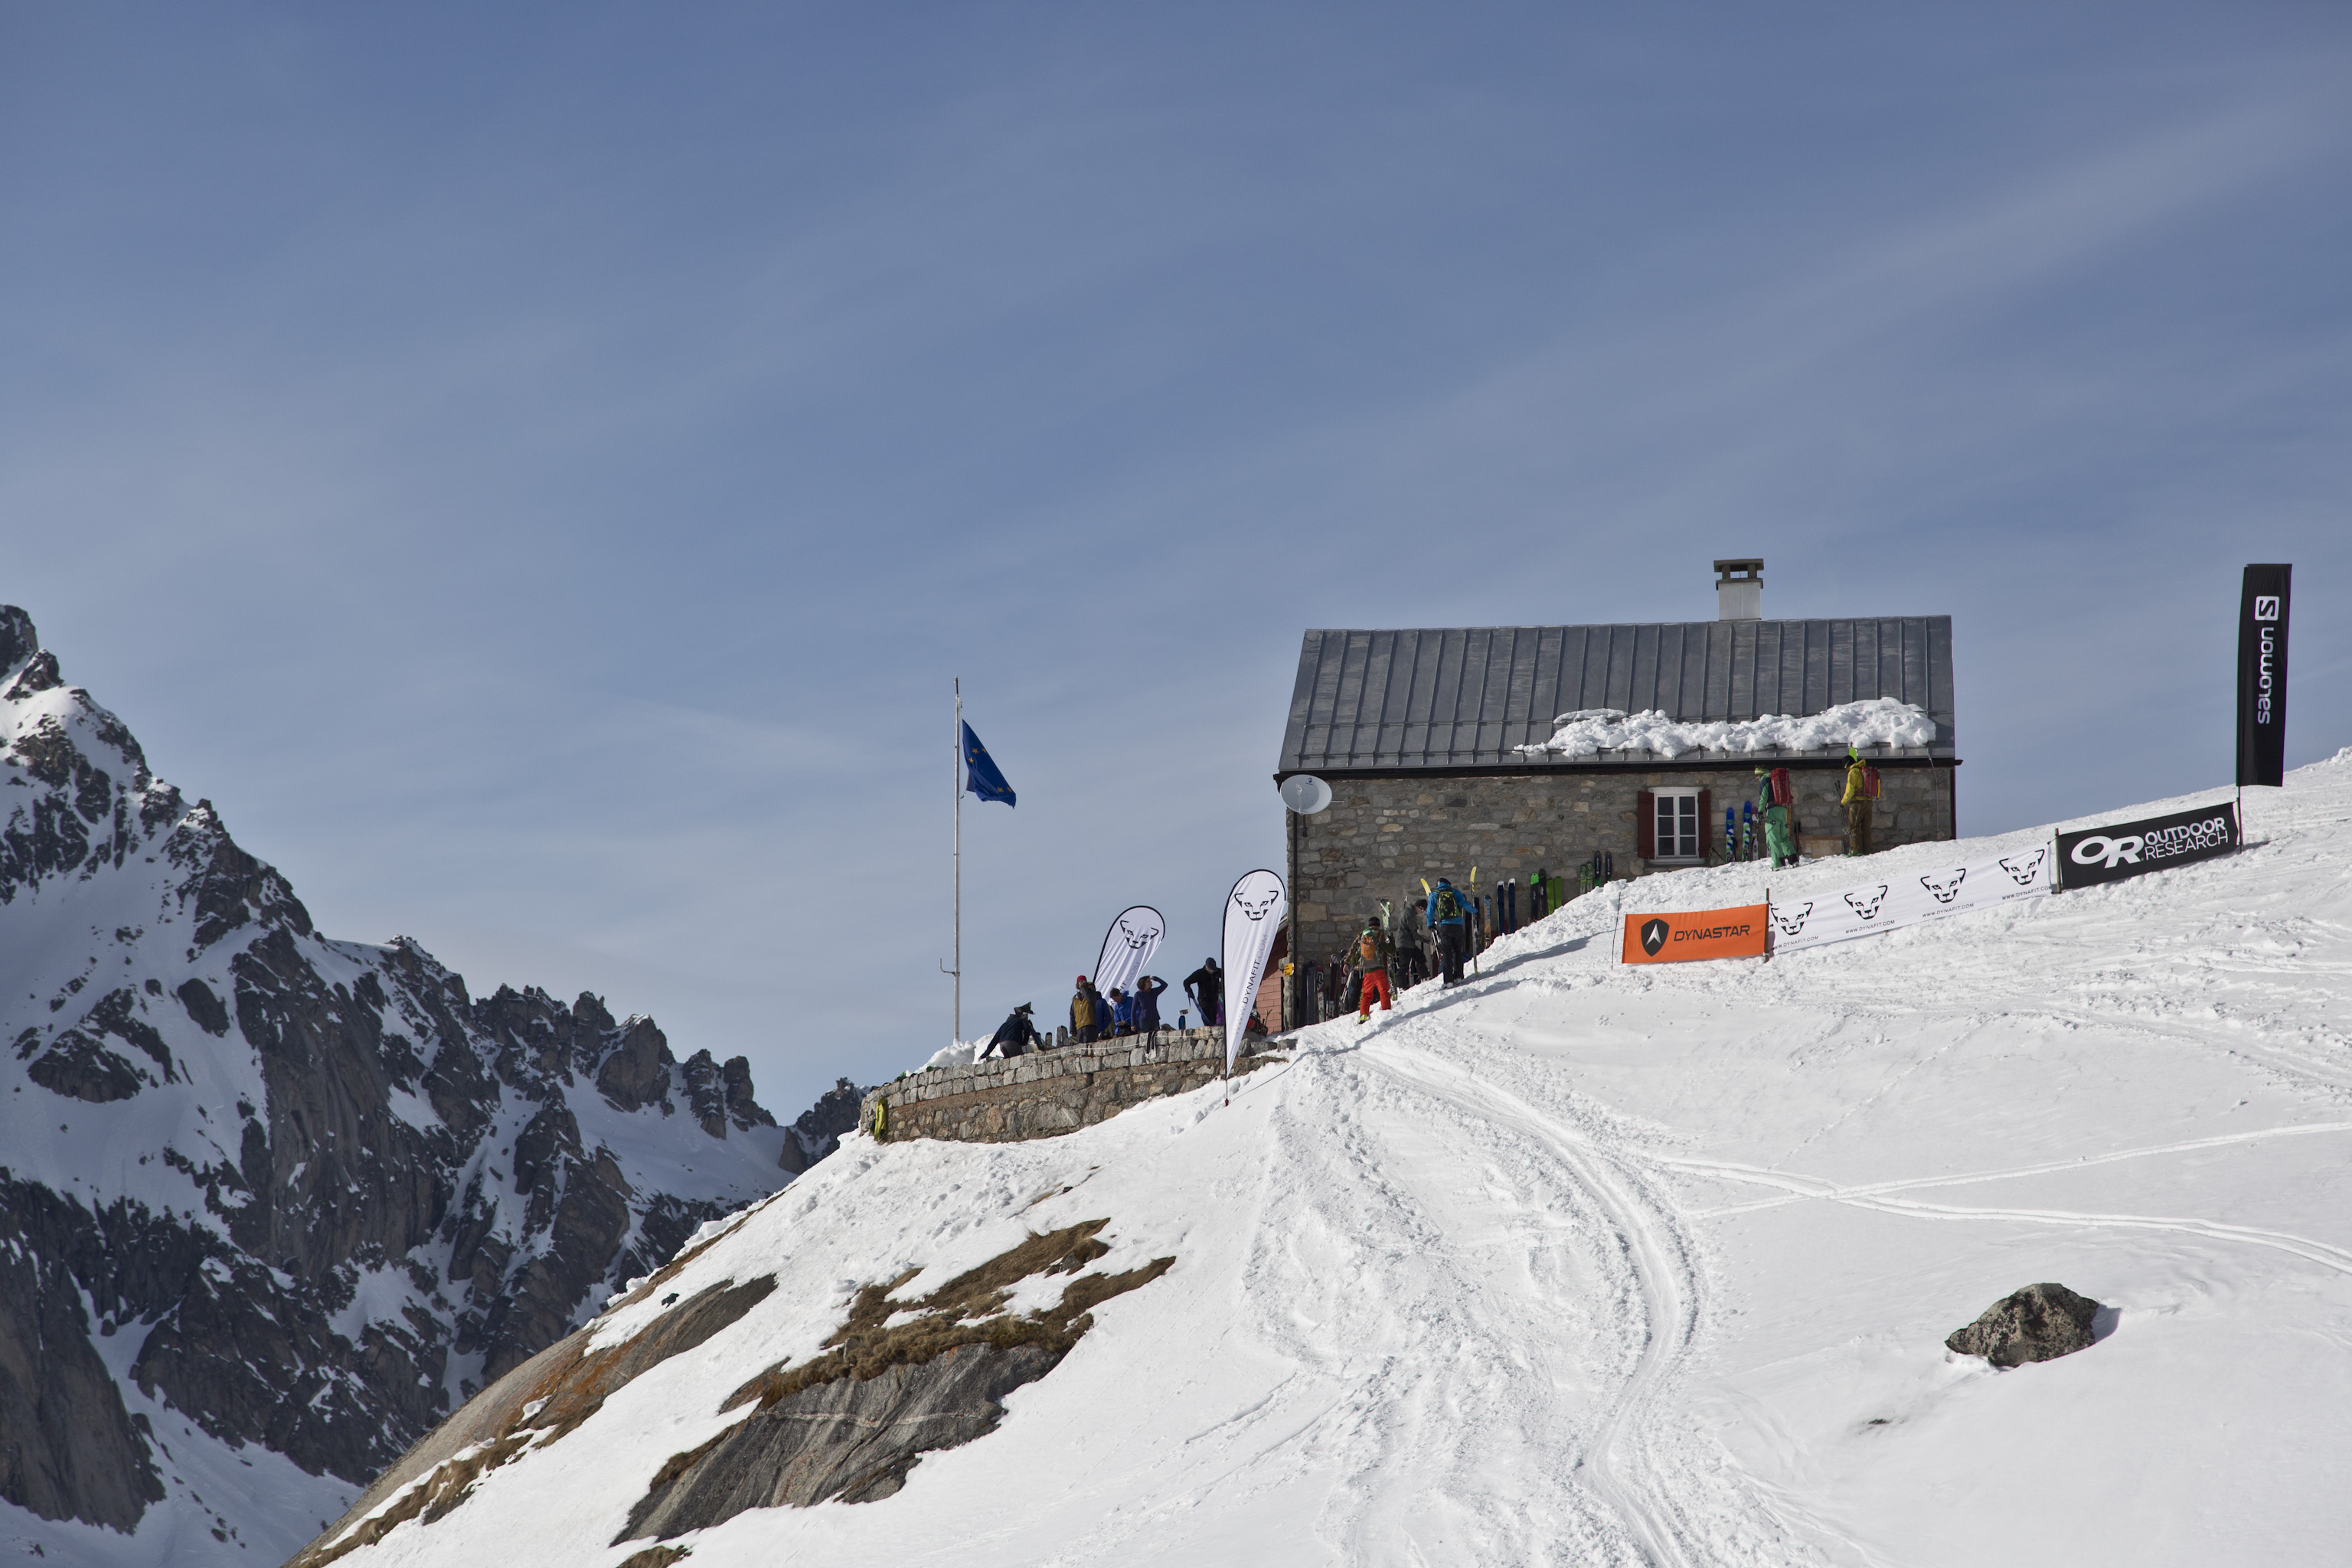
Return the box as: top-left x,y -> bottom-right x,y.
1646,789 -> 1702,861
1635,789 -> 1655,858
1699,788 -> 1713,860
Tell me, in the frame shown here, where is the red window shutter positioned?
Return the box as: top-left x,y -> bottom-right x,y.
1635,789 -> 1655,858
1699,789 -> 1713,858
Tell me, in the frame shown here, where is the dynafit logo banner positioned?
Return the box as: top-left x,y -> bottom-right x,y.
1773,845 -> 2054,955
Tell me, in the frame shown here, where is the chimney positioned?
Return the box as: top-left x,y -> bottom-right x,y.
1714,558 -> 1762,621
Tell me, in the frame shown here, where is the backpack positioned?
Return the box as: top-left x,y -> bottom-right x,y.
1433,887 -> 1463,922
1766,767 -> 1793,807
1358,932 -> 1382,965
1860,763 -> 1881,799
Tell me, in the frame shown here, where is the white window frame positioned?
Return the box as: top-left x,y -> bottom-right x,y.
1652,788 -> 1702,862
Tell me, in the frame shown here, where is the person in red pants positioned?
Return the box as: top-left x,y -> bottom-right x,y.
1354,925 -> 1393,1023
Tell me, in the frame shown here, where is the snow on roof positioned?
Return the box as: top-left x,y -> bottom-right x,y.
1514,696 -> 1937,760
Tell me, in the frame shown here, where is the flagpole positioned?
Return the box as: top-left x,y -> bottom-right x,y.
953,677 -> 962,1047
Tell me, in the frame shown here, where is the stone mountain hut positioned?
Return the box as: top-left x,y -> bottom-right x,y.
1275,560 -> 1959,969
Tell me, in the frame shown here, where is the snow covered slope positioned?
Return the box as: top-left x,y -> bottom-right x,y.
0,608 -> 835,1566
310,749 -> 2352,1567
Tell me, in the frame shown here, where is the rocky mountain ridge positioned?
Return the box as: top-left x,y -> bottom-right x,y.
0,607 -> 861,1566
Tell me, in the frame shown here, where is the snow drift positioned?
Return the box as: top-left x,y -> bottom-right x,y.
303,747 -> 2352,1567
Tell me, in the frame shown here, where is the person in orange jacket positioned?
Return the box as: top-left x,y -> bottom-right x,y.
1353,924 -> 1393,1023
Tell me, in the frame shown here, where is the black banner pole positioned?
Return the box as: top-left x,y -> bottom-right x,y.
2236,564 -> 2292,792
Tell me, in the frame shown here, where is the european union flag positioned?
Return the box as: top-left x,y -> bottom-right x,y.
962,721 -> 1016,806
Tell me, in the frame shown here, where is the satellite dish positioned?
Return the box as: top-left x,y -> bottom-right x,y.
1279,775 -> 1333,814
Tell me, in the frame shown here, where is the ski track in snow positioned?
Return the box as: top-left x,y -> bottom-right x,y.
1357,1044 -> 1710,1568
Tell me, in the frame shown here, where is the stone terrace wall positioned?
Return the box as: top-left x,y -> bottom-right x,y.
862,1028 -> 1280,1145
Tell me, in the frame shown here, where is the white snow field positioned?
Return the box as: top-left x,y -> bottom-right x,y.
338,751 -> 2352,1568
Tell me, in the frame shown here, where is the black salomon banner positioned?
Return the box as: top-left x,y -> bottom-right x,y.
2237,564 -> 2291,788
2056,801 -> 2239,890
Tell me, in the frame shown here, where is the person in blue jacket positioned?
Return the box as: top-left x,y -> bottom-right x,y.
1132,975 -> 1168,1043
1427,877 -> 1471,987
1109,987 -> 1135,1037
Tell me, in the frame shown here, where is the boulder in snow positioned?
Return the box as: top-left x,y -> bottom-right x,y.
1945,1282 -> 2104,1367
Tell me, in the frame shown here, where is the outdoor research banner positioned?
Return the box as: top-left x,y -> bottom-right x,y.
1770,846 -> 2053,954
1621,905 -> 1768,965
2055,802 -> 2239,890
1092,905 -> 1165,998
1221,870 -> 1286,1076
2237,564 -> 2292,789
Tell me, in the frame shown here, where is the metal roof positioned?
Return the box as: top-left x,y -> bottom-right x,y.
1277,617 -> 1955,774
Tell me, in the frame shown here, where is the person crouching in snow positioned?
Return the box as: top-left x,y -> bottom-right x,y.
1354,923 -> 1393,1023
984,1003 -> 1041,1059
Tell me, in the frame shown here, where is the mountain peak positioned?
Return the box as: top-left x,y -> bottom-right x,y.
0,604 -> 38,678
0,607 -> 849,1566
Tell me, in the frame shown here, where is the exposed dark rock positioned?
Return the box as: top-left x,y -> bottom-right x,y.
0,606 -> 36,674
680,1050 -> 727,1138
620,1222 -> 1172,1541
597,1016 -> 672,1112
4,650 -> 60,700
779,1078 -> 866,1174
24,1033 -> 145,1102
626,1341 -> 1062,1535
1946,1282 -> 2104,1367
473,1146 -> 634,1384
175,977 -> 230,1037
721,1056 -> 773,1131
0,1184 -> 164,1530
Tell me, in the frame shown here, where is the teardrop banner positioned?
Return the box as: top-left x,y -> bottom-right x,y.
1620,904 -> 1769,965
1221,870 -> 1287,1075
1093,905 -> 1166,997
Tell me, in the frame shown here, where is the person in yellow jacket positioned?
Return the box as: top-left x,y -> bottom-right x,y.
1841,750 -> 1875,856
1070,975 -> 1102,1044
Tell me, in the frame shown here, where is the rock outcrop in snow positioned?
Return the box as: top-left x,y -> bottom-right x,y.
289,1213 -> 1172,1565
0,607 -> 847,1564
1945,1282 -> 2105,1368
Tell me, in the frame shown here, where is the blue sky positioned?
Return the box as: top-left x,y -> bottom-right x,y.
5,4 -> 2347,1113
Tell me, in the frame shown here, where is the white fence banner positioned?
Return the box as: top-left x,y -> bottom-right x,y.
1093,905 -> 1166,997
1221,870 -> 1286,1076
1770,845 -> 2052,954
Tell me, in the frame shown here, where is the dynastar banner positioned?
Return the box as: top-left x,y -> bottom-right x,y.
1770,846 -> 2053,954
1621,905 -> 1768,964
1093,905 -> 1166,998
2056,802 -> 2239,890
1220,870 -> 1286,1076
2237,564 -> 2292,789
